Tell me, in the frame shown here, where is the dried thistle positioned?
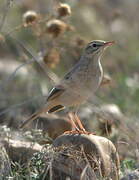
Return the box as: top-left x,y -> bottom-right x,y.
43,48 -> 60,68
46,19 -> 68,37
23,10 -> 38,26
57,3 -> 71,17
75,37 -> 86,47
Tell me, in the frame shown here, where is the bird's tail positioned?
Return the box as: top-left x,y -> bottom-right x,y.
19,103 -> 65,129
19,106 -> 49,129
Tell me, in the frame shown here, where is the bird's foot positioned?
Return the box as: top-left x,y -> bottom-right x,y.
78,128 -> 96,135
64,130 -> 81,135
63,129 -> 96,135
81,130 -> 96,135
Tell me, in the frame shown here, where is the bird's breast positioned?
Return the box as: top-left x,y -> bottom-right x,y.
80,61 -> 103,86
62,60 -> 103,104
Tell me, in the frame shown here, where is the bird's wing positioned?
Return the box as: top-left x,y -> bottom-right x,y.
47,62 -> 81,102
63,62 -> 81,80
47,85 -> 65,102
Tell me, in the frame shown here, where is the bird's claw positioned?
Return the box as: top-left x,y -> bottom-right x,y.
63,130 -> 96,135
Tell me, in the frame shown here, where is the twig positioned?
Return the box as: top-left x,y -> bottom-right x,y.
6,34 -> 59,85
0,94 -> 46,117
0,0 -> 12,32
0,60 -> 34,92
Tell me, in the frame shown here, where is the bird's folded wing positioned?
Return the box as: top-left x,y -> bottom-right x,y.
47,86 -> 65,101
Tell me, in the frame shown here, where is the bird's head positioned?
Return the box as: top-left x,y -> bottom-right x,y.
84,40 -> 115,56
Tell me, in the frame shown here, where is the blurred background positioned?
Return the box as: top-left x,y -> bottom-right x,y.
0,0 -> 139,175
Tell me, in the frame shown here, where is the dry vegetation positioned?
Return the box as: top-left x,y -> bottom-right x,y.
0,0 -> 139,179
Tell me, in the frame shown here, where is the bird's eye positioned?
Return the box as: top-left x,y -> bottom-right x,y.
92,43 -> 97,47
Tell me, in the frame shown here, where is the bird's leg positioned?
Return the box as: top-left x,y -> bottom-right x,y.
68,112 -> 81,131
64,112 -> 96,135
73,113 -> 96,135
64,112 -> 81,134
73,112 -> 86,131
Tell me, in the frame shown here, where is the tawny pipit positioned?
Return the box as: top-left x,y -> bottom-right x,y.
20,40 -> 114,133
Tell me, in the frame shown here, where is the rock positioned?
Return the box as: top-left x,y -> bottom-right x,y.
0,142 -> 11,178
2,139 -> 42,164
97,104 -> 124,136
98,104 -> 123,125
51,134 -> 120,180
32,114 -> 72,139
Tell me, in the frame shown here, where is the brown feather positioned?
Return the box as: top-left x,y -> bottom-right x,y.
47,87 -> 65,101
48,105 -> 65,113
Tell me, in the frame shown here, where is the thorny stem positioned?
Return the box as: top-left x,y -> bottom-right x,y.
4,14 -> 53,37
6,35 -> 59,85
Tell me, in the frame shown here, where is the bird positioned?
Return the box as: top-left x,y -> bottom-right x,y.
20,40 -> 114,134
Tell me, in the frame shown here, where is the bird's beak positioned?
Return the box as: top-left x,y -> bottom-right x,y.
104,41 -> 115,47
